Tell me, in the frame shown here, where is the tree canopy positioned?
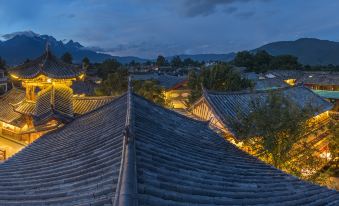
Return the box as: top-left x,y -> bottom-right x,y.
233,50 -> 301,72
82,57 -> 90,69
156,55 -> 167,67
97,59 -> 122,79
61,52 -> 73,64
133,80 -> 167,106
171,56 -> 182,67
187,63 -> 252,105
95,69 -> 128,96
0,56 -> 6,69
233,92 -> 337,186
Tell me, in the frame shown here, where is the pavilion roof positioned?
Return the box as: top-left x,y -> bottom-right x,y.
0,88 -> 26,127
8,50 -> 84,79
13,95 -> 115,117
193,86 -> 333,139
0,89 -> 337,205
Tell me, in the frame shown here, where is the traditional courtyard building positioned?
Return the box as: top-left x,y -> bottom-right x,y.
264,70 -> 339,111
298,71 -> 339,111
0,48 -> 114,151
189,86 -> 333,150
131,73 -> 189,109
0,89 -> 337,205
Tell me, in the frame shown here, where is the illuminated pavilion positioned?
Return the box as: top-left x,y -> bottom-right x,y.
0,48 -> 114,147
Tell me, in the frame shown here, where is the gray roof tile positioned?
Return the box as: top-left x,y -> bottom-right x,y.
0,90 -> 337,205
9,50 -> 84,79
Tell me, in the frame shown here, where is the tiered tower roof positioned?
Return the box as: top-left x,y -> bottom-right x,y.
8,49 -> 84,79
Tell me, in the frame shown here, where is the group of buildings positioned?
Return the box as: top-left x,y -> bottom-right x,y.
0,48 -> 114,158
0,49 -> 337,204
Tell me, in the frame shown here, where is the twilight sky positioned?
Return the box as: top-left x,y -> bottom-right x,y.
0,0 -> 339,58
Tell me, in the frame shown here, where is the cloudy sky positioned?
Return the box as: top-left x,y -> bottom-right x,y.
0,0 -> 339,58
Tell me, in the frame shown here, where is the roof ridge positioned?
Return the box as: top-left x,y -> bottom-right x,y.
133,92 -> 209,125
114,78 -> 138,206
73,95 -> 115,100
205,85 -> 303,95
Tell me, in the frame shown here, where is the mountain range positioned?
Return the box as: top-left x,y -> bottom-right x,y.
255,38 -> 339,65
1,31 -> 339,66
0,31 -> 146,65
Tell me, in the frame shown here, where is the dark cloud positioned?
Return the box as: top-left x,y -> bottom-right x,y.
68,14 -> 76,18
236,11 -> 255,19
179,0 -> 250,17
224,7 -> 238,14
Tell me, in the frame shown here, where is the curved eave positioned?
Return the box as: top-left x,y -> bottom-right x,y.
9,70 -> 84,80
8,51 -> 84,80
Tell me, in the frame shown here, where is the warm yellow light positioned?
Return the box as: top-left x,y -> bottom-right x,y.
79,74 -> 85,80
284,79 -> 296,86
47,78 -> 52,83
10,74 -> 19,79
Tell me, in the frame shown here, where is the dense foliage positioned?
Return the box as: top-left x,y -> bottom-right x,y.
95,69 -> 128,96
233,50 -> 301,72
187,64 -> 252,105
133,80 -> 167,106
233,93 -> 337,187
82,57 -> 90,69
154,55 -> 202,68
95,69 -> 167,106
61,52 -> 73,64
96,59 -> 122,79
156,55 -> 167,67
0,56 -> 6,69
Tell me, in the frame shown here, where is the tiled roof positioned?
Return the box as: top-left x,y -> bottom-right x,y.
8,50 -> 84,79
267,70 -> 304,79
71,80 -> 96,95
34,86 -> 54,125
131,73 -> 187,89
73,96 -> 116,115
298,72 -> 339,85
30,85 -> 75,125
0,89 -> 337,205
0,88 -> 26,127
13,95 -> 115,116
253,78 -> 289,90
198,86 -> 333,138
53,85 -> 74,117
13,100 -> 36,115
0,94 -> 127,205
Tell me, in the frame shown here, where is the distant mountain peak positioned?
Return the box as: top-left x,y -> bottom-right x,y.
1,30 -> 40,41
256,38 -> 339,65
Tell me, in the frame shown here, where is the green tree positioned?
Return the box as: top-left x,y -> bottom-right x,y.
156,55 -> 166,67
0,56 -> 6,69
201,64 -> 252,91
171,56 -> 182,67
253,50 -> 272,72
269,55 -> 300,70
233,93 -> 323,171
233,51 -> 254,68
82,57 -> 90,69
95,69 -> 128,96
61,52 -> 73,64
133,80 -> 166,106
97,59 -> 122,79
186,64 -> 252,106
